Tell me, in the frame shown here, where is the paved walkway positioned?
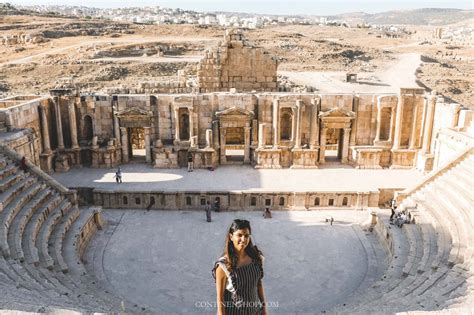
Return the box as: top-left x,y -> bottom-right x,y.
52,164 -> 423,192
87,210 -> 387,314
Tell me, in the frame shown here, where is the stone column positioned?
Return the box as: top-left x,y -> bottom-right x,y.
449,103 -> 461,128
421,93 -> 437,154
294,100 -> 303,149
113,106 -> 120,140
205,129 -> 213,148
309,98 -> 319,149
251,119 -> 258,146
54,97 -> 65,150
409,103 -> 419,149
272,99 -> 279,148
244,126 -> 251,163
120,127 -> 129,163
144,127 -> 151,163
392,94 -> 404,149
39,104 -> 52,154
258,123 -> 266,149
188,108 -> 194,140
68,100 -> 79,149
388,106 -> 396,142
174,108 -> 180,143
374,97 -> 383,142
212,121 -> 219,149
220,128 -> 227,164
319,126 -> 327,163
341,128 -> 351,163
291,107 -> 297,142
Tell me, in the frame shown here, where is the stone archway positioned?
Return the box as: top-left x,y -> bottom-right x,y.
318,108 -> 355,164
216,107 -> 254,165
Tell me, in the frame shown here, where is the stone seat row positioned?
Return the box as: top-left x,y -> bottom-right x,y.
0,153 -> 143,313
330,152 -> 473,314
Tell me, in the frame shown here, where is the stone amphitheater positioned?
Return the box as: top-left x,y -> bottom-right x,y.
0,29 -> 472,314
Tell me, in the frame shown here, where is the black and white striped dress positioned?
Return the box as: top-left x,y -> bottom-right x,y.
223,261 -> 263,315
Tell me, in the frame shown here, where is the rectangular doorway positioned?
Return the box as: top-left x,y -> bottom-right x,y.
129,127 -> 146,162
325,128 -> 343,162
225,127 -> 244,163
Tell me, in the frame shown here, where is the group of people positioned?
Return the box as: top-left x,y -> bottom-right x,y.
389,198 -> 410,228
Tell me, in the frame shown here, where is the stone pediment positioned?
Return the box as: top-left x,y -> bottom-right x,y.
216,107 -> 254,119
116,107 -> 153,118
319,108 -> 355,119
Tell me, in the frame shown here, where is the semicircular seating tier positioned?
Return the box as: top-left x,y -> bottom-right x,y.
0,147 -> 147,313
329,147 -> 473,314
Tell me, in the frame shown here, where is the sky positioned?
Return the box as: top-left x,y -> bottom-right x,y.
5,0 -> 473,15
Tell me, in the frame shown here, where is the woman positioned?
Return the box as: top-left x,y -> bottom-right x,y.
213,219 -> 267,315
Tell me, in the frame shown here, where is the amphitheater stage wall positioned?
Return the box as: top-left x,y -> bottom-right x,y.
69,188 -> 405,211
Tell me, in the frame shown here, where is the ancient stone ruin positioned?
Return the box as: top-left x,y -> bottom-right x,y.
0,28 -> 472,313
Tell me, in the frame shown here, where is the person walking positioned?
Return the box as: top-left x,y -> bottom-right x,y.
205,200 -> 212,222
115,166 -> 122,184
213,219 -> 267,315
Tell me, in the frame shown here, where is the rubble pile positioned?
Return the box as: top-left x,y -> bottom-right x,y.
95,66 -> 129,81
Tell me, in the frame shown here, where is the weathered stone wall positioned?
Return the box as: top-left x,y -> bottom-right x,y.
197,29 -> 278,93
0,129 -> 41,165
1,89 -> 446,170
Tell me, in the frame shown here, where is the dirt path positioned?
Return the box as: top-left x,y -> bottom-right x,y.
280,53 -> 422,93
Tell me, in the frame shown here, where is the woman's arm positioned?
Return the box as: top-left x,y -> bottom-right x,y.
215,265 -> 227,315
257,279 -> 267,315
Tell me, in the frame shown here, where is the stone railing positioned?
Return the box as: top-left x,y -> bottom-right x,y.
396,146 -> 474,203
0,144 -> 78,204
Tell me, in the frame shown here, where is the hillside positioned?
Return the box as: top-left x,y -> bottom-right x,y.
334,8 -> 473,26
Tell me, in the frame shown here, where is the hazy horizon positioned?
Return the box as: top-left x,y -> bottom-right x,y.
5,0 -> 473,15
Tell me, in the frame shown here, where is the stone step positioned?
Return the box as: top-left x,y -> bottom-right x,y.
336,216 -> 411,312
0,258 -> 50,304
435,176 -> 473,230
11,188 -> 52,262
62,208 -> 138,313
398,218 -> 440,297
0,254 -> 65,303
25,195 -> 64,266
0,156 -> 7,170
0,174 -> 35,212
0,164 -> 18,181
412,192 -> 452,272
351,223 -> 425,311
424,188 -> 466,266
37,200 -> 73,269
49,206 -> 80,272
0,170 -> 22,193
0,181 -> 42,258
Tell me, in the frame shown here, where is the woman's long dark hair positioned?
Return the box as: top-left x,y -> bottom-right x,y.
223,219 -> 263,273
